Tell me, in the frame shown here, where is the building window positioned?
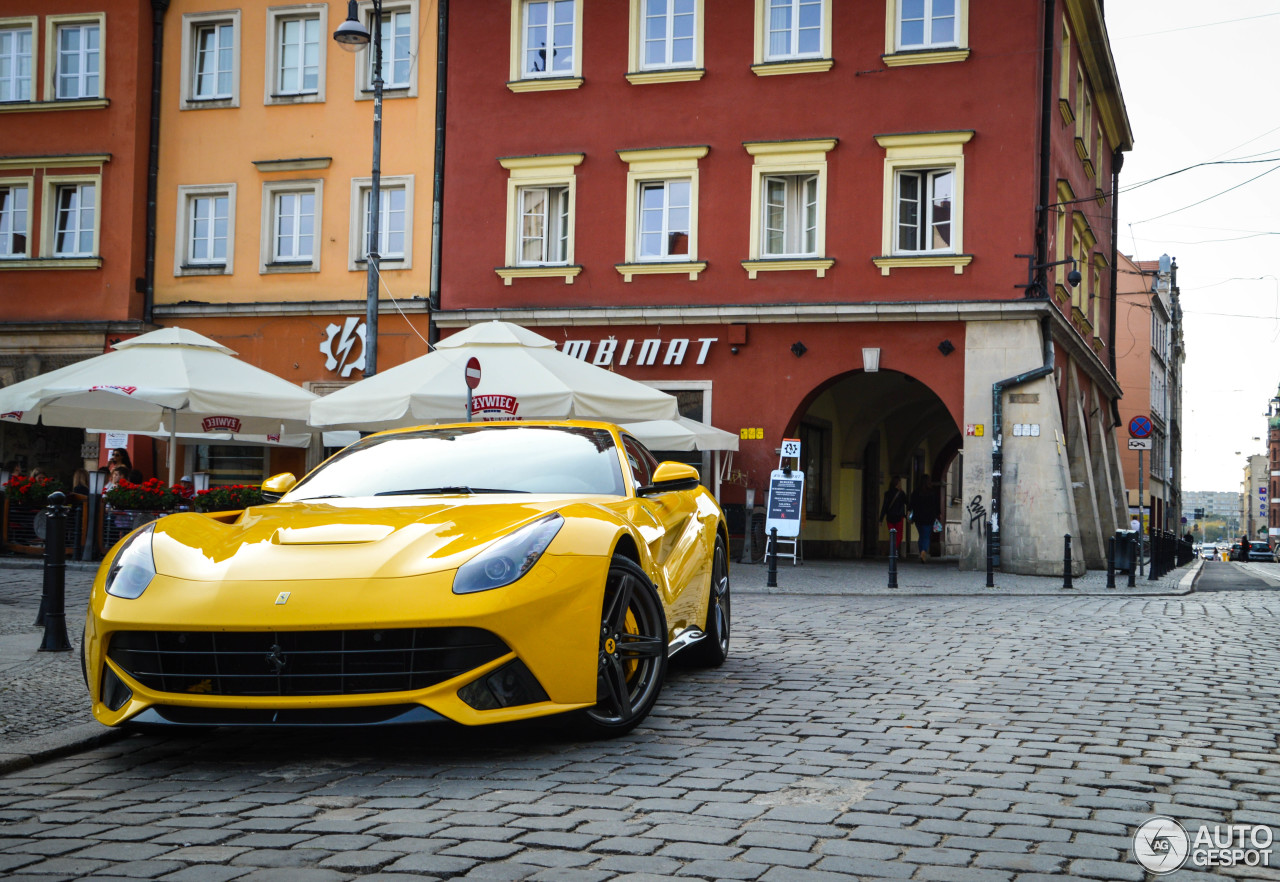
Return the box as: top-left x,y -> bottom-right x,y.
261,180 -> 322,273
874,131 -> 973,274
763,174 -> 818,257
54,22 -> 100,99
497,153 -> 582,284
799,419 -> 831,518
895,168 -> 953,253
617,146 -> 707,280
180,10 -> 240,109
897,0 -> 957,50
641,0 -> 695,69
765,0 -> 824,60
0,23 -> 34,102
0,183 -> 29,257
267,6 -> 328,103
349,175 -> 414,270
175,184 -> 236,276
509,0 -> 582,90
519,185 -> 569,265
52,182 -> 95,257
742,139 -> 834,278
352,2 -> 416,98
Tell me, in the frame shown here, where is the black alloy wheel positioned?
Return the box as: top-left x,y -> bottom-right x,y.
581,556 -> 668,736
688,536 -> 730,667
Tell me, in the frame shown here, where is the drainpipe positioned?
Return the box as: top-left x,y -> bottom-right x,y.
988,0 -> 1057,569
142,0 -> 169,327
1107,149 -> 1125,426
427,0 -> 448,346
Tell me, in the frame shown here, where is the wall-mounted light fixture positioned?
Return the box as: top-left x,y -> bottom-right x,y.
790,341 -> 807,358
1015,253 -> 1080,298
863,348 -> 880,372
938,339 -> 955,356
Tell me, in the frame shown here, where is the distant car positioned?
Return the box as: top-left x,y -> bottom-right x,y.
1247,542 -> 1276,562
1202,547 -> 1218,561
1229,543 -> 1243,561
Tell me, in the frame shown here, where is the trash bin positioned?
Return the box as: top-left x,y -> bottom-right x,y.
1113,530 -> 1139,572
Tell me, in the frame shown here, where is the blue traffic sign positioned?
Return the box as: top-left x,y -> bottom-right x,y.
1128,415 -> 1152,439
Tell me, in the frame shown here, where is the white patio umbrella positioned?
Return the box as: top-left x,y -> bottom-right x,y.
0,327 -> 318,483
619,415 -> 739,453
309,320 -> 681,431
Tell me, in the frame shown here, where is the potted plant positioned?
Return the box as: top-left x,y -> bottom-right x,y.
4,475 -> 65,508
104,478 -> 178,513
193,484 -> 265,513
3,475 -> 68,553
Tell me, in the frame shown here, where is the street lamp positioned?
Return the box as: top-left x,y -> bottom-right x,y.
334,0 -> 382,378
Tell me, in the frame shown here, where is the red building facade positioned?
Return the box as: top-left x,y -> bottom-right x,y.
436,0 -> 1134,573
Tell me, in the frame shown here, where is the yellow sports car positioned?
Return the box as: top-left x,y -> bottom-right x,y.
83,421 -> 730,736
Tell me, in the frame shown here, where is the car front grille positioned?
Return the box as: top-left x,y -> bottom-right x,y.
107,628 -> 509,697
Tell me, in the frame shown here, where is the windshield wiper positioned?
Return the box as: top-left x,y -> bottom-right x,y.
375,487 -> 530,496
294,494 -> 346,501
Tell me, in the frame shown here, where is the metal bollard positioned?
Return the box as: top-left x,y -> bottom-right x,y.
1148,532 -> 1159,581
39,492 -> 72,652
1062,533 -> 1074,590
985,522 -> 995,588
1106,536 -> 1116,589
766,527 -> 779,588
888,528 -> 898,589
1127,535 -> 1137,588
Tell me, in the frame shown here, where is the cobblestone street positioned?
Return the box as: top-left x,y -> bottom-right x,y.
2,576 -> 1279,880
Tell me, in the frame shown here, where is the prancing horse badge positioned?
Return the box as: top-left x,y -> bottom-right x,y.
275,592 -> 291,605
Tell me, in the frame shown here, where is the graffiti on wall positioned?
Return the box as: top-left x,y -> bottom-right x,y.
967,495 -> 988,531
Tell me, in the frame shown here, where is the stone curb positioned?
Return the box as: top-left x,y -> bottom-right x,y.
0,722 -> 130,776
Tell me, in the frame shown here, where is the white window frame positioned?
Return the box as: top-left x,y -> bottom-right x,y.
635,178 -> 693,263
617,146 -> 707,281
894,168 -> 954,254
895,0 -> 958,51
0,18 -> 36,104
175,183 -> 236,276
353,1 -> 418,100
260,179 -> 322,274
43,176 -> 99,258
496,153 -> 582,285
883,0 -> 969,66
874,131 -> 972,275
348,175 -> 414,271
45,14 -> 105,101
180,9 -> 240,110
742,139 -> 834,278
752,0 -> 831,75
0,177 -> 31,258
508,0 -> 583,91
265,4 -> 328,105
633,0 -> 701,73
517,184 -> 570,266
761,174 -> 819,258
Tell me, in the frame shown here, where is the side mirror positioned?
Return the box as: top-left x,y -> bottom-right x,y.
638,462 -> 701,496
261,472 -> 297,504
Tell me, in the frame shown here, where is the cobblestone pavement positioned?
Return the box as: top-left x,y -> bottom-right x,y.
2,574 -> 1278,881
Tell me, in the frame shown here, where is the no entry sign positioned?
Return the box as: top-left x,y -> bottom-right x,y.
465,357 -> 482,390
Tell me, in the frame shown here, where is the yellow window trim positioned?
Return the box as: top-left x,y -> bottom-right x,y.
506,77 -> 583,93
0,154 -> 110,170
0,258 -> 102,270
627,0 -> 704,79
750,59 -> 833,77
509,0 -> 583,85
1072,305 -> 1093,333
1053,282 -> 1071,305
875,130 -> 973,261
1058,98 -> 1075,127
496,266 -> 582,285
742,258 -> 834,280
616,261 -> 706,282
626,70 -> 705,85
0,173 -> 33,259
618,146 -> 708,267
881,48 -> 970,67
753,0 -> 832,66
44,13 -> 106,104
1055,179 -> 1074,290
0,99 -> 109,113
883,0 -> 969,56
499,153 -> 584,270
872,255 -> 972,276
744,138 -> 836,263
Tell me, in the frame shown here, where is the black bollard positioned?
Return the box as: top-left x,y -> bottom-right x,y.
888,528 -> 899,589
985,521 -> 995,588
1148,532 -> 1159,581
766,527 -> 779,588
39,492 -> 71,652
1127,535 -> 1137,588
1062,533 -> 1074,590
1106,536 -> 1116,589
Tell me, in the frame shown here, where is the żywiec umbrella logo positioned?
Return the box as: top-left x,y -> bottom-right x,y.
90,385 -> 138,395
1,411 -> 23,420
202,416 -> 243,433
472,395 -> 520,420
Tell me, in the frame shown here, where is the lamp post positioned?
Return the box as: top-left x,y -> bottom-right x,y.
334,0 -> 382,378
81,468 -> 107,561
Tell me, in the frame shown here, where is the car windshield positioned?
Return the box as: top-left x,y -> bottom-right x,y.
285,425 -> 627,500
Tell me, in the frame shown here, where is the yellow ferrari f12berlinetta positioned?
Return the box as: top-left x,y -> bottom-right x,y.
83,421 -> 730,736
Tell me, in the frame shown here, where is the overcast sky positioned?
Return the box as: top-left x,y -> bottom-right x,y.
1103,3 -> 1280,493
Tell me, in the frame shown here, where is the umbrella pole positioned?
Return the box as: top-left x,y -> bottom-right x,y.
167,407 -> 178,486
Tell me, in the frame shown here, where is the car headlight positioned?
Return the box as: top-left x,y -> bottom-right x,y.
453,514 -> 563,595
105,525 -> 157,599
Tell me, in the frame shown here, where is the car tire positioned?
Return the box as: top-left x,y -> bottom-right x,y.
580,556 -> 668,738
687,536 -> 730,668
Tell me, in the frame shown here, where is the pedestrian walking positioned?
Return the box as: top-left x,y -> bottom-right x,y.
910,474 -> 941,563
879,475 -> 908,555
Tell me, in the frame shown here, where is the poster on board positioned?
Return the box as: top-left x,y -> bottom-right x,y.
765,469 -> 805,538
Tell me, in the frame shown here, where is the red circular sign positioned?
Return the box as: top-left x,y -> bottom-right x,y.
465,357 -> 482,390
1128,415 -> 1152,439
